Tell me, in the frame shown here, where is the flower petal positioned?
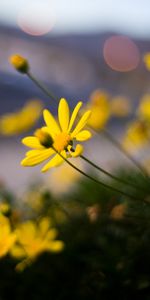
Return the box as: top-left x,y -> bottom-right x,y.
58,98 -> 70,132
71,110 -> 91,137
21,149 -> 54,167
47,240 -> 65,252
47,229 -> 58,240
75,130 -> 92,141
68,101 -> 82,132
10,245 -> 26,259
26,148 -> 54,157
39,218 -> 51,236
43,109 -> 60,137
41,151 -> 66,172
68,144 -> 83,157
22,137 -> 44,149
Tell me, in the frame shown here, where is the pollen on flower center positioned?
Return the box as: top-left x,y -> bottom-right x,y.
53,132 -> 71,152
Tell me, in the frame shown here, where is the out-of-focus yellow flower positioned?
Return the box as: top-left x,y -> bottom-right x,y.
47,159 -> 82,195
123,120 -> 150,150
0,99 -> 43,135
111,96 -> 131,117
21,98 -> 91,171
143,53 -> 150,71
0,214 -> 16,258
137,94 -> 150,121
86,89 -> 111,130
110,203 -> 126,220
9,54 -> 29,73
11,217 -> 64,271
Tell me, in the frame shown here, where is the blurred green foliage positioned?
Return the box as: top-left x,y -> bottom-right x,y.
0,169 -> 150,300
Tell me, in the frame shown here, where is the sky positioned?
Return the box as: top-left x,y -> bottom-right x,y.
0,0 -> 150,38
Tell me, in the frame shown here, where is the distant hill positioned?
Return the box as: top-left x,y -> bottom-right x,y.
0,24 -> 150,114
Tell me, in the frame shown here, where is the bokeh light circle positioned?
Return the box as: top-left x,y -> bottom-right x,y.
17,2 -> 55,36
103,35 -> 140,72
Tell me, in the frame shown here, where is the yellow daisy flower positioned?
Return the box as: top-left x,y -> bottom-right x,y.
123,120 -> 150,150
0,99 -> 43,135
0,214 -> 16,258
11,217 -> 64,271
86,89 -> 111,130
21,98 -> 91,172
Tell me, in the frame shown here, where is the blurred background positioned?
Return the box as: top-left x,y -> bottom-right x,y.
1,0 -> 150,191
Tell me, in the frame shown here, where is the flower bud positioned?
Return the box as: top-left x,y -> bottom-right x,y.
9,54 -> 29,73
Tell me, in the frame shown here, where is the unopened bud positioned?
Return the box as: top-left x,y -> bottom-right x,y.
9,54 -> 29,73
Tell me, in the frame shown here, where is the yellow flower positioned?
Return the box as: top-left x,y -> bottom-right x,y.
123,120 -> 150,150
21,98 -> 92,172
86,89 -> 110,130
111,96 -> 131,117
11,217 -> 64,271
110,203 -> 127,220
137,94 -> 150,121
143,52 -> 150,71
0,99 -> 43,135
9,54 -> 29,73
0,214 -> 16,258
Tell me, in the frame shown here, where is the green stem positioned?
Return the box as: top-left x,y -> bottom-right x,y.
52,148 -> 143,202
102,128 -> 149,178
80,154 -> 146,193
27,71 -> 58,101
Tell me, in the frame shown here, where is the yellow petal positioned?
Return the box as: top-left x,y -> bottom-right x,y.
21,149 -> 54,167
47,228 -> 58,240
68,144 -> 83,157
58,98 -> 70,132
41,151 -> 66,172
68,101 -> 82,132
47,241 -> 65,252
17,221 -> 36,242
39,218 -> 51,236
75,130 -> 92,141
26,148 -> 54,157
22,137 -> 44,149
71,110 -> 91,137
10,245 -> 26,259
43,109 -> 60,137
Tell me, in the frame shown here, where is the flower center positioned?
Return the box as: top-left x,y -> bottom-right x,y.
53,132 -> 71,152
34,129 -> 53,148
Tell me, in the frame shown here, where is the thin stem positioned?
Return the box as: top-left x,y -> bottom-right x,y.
80,154 -> 146,193
52,199 -> 72,220
52,148 -> 143,202
27,71 -> 58,102
102,128 -> 149,178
